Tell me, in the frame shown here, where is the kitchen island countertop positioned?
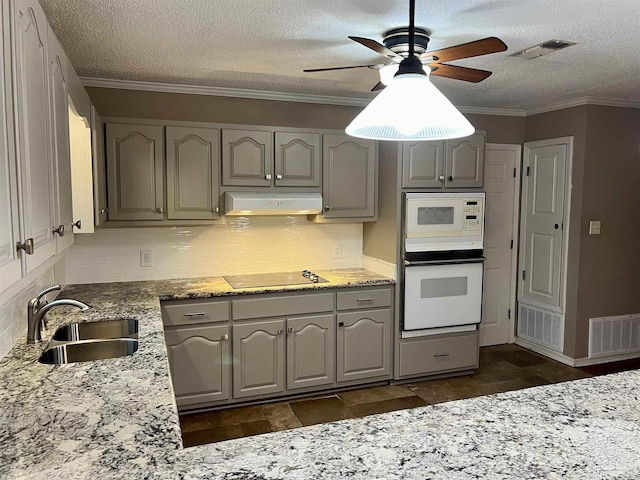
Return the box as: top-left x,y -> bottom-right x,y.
1,268 -> 639,479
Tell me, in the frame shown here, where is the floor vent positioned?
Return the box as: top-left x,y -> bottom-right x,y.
589,314 -> 640,358
517,303 -> 563,352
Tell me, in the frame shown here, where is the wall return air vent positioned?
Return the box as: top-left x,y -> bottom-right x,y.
510,39 -> 576,59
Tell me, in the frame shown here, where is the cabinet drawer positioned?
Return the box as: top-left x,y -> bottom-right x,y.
336,288 -> 391,311
162,301 -> 230,327
232,293 -> 334,320
398,333 -> 478,378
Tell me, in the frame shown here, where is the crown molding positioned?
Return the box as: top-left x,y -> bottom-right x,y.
526,96 -> 640,115
79,77 -> 527,117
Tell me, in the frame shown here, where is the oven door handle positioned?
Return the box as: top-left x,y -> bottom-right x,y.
404,257 -> 485,266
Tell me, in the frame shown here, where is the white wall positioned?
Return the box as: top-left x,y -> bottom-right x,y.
64,217 -> 363,284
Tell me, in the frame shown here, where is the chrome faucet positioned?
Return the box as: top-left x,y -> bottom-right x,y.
27,286 -> 91,344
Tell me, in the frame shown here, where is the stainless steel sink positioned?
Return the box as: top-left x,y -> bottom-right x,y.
38,338 -> 139,365
52,318 -> 138,341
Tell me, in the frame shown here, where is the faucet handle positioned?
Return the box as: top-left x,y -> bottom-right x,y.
34,285 -> 61,308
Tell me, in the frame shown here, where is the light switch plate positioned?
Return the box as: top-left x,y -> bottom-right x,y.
589,221 -> 601,235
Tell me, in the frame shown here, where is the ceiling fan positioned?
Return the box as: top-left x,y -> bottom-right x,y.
304,1 -> 507,91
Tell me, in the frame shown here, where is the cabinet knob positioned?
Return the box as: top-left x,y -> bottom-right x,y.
221,334 -> 229,341
277,329 -> 283,335
276,174 -> 283,180
439,175 -> 445,182
324,205 -> 331,212
52,225 -> 65,237
338,321 -> 344,327
16,238 -> 35,255
156,207 -> 164,214
214,206 -> 219,213
448,176 -> 454,181
265,174 -> 272,180
72,220 -> 82,230
288,327 -> 294,333
554,223 -> 559,230
98,208 -> 108,215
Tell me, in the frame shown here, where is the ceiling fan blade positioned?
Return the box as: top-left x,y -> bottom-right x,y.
371,82 -> 385,91
349,36 -> 403,60
422,37 -> 507,62
303,64 -> 383,73
428,63 -> 492,83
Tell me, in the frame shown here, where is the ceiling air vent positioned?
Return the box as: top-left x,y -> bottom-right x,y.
509,39 -> 576,59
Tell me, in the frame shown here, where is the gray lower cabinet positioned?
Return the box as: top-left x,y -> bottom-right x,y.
233,319 -> 285,398
337,308 -> 391,382
286,314 -> 335,390
222,129 -> 272,187
166,126 -> 220,220
106,123 -> 164,220
164,324 -> 231,407
322,134 -> 377,219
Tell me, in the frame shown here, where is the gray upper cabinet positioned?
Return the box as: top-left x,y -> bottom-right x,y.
286,314 -> 335,390
164,324 -> 231,407
91,106 -> 107,227
106,123 -> 164,220
401,141 -> 444,188
322,134 -> 377,219
274,132 -> 320,187
337,309 -> 391,382
166,126 -> 220,220
445,132 -> 485,188
222,129 -> 272,187
233,320 -> 285,399
12,0 -> 57,274
400,132 -> 485,189
47,26 -> 73,253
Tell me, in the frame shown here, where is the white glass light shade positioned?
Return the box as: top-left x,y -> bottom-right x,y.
346,73 -> 475,141
379,64 -> 399,85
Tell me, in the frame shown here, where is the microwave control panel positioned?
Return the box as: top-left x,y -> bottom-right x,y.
462,199 -> 483,235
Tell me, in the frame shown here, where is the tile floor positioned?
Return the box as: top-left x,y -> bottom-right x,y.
180,344 -> 640,447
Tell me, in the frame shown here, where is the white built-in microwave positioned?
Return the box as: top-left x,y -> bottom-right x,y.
404,192 -> 485,252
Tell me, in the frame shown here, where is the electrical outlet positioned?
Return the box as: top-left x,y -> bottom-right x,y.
140,249 -> 153,267
333,243 -> 343,258
589,220 -> 601,235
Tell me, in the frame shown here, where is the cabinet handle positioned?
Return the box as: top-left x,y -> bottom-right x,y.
324,205 -> 331,212
221,334 -> 229,341
277,329 -> 283,335
276,174 -> 283,180
183,312 -> 207,317
448,176 -> 454,181
338,322 -> 344,327
439,175 -> 445,182
72,220 -> 82,230
433,352 -> 450,358
156,207 -> 164,214
287,327 -> 294,333
214,206 -> 219,213
98,208 -> 108,215
16,238 -> 34,255
265,174 -> 272,180
52,225 -> 65,237
356,298 -> 375,303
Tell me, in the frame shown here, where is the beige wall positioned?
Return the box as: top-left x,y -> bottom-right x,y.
466,113 -> 525,145
525,105 -> 640,359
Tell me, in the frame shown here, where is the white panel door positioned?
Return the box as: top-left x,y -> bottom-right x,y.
519,141 -> 567,309
480,144 -> 520,346
48,26 -> 73,252
12,0 -> 56,273
0,1 -> 22,292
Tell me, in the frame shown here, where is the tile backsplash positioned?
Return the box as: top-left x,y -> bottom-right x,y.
64,217 -> 363,284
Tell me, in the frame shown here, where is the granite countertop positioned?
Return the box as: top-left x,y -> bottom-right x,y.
0,269 -> 394,479
1,268 -> 639,479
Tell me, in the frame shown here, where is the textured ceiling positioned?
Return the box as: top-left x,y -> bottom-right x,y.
40,0 -> 640,110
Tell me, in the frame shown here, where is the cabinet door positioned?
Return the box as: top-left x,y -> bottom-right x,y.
12,0 -> 57,273
0,1 -> 21,293
106,123 -> 164,220
445,133 -> 485,188
222,129 -> 272,186
337,309 -> 391,382
322,134 -> 376,218
274,132 -> 320,187
90,106 -> 107,227
164,324 -> 230,407
401,141 -> 444,188
233,320 -> 285,398
166,126 -> 220,220
286,314 -> 335,390
47,27 -> 73,252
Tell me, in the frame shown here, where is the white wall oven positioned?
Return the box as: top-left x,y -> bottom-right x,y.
402,193 -> 485,337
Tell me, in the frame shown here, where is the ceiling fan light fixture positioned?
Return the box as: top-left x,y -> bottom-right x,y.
346,70 -> 475,141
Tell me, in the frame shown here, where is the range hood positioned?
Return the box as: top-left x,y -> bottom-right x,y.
224,192 -> 323,216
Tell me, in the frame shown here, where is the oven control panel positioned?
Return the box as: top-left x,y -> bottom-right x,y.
462,199 -> 483,234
